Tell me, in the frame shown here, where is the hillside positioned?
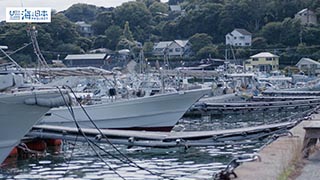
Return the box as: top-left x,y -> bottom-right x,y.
0,0 -> 320,67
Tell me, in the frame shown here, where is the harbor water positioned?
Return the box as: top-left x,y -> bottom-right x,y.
0,108 -> 309,180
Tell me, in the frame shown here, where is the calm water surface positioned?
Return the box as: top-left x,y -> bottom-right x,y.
0,108 -> 309,179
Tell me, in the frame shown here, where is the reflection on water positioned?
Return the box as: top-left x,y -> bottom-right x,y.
1,143 -> 261,180
0,108 -> 308,179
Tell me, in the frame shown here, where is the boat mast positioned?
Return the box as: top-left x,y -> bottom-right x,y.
27,25 -> 52,80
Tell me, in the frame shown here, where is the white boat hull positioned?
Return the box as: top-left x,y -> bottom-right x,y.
39,88 -> 210,131
0,90 -> 66,164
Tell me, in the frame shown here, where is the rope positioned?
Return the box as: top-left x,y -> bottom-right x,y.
57,87 -> 127,180
64,85 -> 172,179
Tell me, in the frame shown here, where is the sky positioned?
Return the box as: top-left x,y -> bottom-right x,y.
0,0 -> 167,21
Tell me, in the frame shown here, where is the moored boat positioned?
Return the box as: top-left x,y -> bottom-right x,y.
0,89 -> 68,164
38,88 -> 210,131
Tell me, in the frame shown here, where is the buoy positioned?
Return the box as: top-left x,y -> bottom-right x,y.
45,139 -> 62,146
25,140 -> 47,151
8,147 -> 18,157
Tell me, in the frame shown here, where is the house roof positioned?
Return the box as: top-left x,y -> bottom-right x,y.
297,8 -> 315,15
174,40 -> 189,47
250,52 -> 279,58
234,28 -> 252,36
154,41 -> 172,49
296,58 -> 320,66
89,48 -> 113,54
170,5 -> 181,11
75,21 -> 91,27
64,53 -> 107,60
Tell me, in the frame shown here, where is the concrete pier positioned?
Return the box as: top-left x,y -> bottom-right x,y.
235,114 -> 320,180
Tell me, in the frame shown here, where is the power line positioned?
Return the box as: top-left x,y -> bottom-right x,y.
219,45 -> 320,53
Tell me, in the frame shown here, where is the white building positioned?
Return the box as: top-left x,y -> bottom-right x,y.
295,8 -> 318,25
296,57 -> 320,75
152,40 -> 191,57
226,28 -> 252,47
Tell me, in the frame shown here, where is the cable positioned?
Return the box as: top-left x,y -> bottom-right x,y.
63,132 -> 79,177
0,42 -> 32,60
64,85 -> 172,179
57,87 -> 127,180
0,47 -> 39,83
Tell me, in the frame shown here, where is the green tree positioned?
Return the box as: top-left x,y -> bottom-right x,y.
189,33 -> 213,53
0,23 -> 29,50
143,41 -> 154,57
137,0 -> 160,8
64,3 -> 100,22
116,38 -> 136,50
252,37 -> 268,49
92,35 -> 108,48
76,37 -> 92,52
264,0 -> 305,22
114,1 -> 152,41
92,11 -> 114,35
149,1 -> 169,24
114,1 -> 152,27
279,18 -> 301,46
218,0 -> 251,36
55,43 -> 83,54
260,21 -> 282,45
161,21 -> 179,40
105,25 -> 122,50
197,45 -> 219,59
296,43 -> 313,56
149,1 -> 168,16
302,26 -> 320,45
177,3 -> 223,41
44,13 -> 80,45
123,21 -> 134,41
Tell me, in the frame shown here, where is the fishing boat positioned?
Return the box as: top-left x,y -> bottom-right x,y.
0,89 -> 68,164
39,88 -> 210,131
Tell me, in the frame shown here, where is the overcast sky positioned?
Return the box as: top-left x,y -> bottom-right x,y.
0,0 -> 166,21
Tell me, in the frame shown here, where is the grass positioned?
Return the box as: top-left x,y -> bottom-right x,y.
277,137 -> 305,180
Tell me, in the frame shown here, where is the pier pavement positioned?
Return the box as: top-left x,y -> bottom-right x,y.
234,113 -> 320,180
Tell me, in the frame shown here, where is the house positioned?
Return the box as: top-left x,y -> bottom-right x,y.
225,28 -> 252,47
295,8 -> 318,25
63,53 -> 108,68
75,21 -> 93,37
152,40 -> 192,57
244,52 -> 279,72
296,57 -> 320,75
